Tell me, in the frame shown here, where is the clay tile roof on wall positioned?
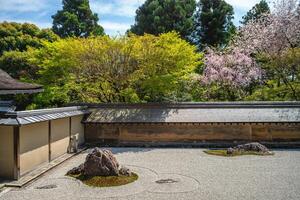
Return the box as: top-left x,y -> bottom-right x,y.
84,102 -> 300,123
0,106 -> 90,125
0,69 -> 43,94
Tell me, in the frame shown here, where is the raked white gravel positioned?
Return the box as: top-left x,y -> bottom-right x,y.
1,148 -> 300,200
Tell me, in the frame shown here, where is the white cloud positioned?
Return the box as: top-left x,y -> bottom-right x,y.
0,0 -> 48,12
91,0 -> 145,17
29,21 -> 52,29
90,2 -> 114,15
101,21 -> 131,31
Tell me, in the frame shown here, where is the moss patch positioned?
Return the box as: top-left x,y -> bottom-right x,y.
204,149 -> 274,157
68,173 -> 138,187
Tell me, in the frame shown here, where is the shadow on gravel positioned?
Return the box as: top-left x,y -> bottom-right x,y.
83,147 -> 155,154
271,149 -> 300,152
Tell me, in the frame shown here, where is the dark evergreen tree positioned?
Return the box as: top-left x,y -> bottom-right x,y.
130,0 -> 196,39
191,0 -> 235,49
241,0 -> 270,25
52,0 -> 104,38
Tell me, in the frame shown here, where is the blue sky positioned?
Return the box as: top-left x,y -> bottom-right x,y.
0,0 -> 262,36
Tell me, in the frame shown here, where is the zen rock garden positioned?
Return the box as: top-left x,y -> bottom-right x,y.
66,148 -> 138,187
65,142 -> 273,188
1,146 -> 300,200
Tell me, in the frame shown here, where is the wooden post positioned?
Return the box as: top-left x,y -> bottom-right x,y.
13,126 -> 20,180
68,117 -> 72,153
84,124 -> 87,143
249,124 -> 253,141
48,121 -> 51,162
69,117 -> 72,137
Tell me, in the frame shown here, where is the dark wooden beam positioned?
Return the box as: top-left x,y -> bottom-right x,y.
69,117 -> 72,138
13,126 -> 20,180
68,117 -> 72,153
84,124 -> 87,142
48,121 -> 51,162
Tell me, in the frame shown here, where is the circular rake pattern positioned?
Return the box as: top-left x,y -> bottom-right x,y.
149,173 -> 200,194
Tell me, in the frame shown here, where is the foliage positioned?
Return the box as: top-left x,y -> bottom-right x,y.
2,0 -> 299,107
199,47 -> 261,100
0,22 -> 58,56
0,21 -> 59,111
52,0 -> 104,38
241,0 -> 270,25
191,0 -> 235,49
248,48 -> 300,100
27,32 -> 202,108
200,0 -> 300,101
202,48 -> 261,87
234,0 -> 300,55
129,0 -> 196,39
0,51 -> 37,79
235,0 -> 300,100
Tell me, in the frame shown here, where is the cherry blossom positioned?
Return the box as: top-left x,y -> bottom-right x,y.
203,47 -> 262,87
234,0 -> 300,54
202,0 -> 300,87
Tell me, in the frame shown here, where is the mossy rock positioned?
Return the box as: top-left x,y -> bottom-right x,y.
68,173 -> 138,187
204,149 -> 274,157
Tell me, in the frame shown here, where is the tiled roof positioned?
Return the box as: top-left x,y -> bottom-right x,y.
84,102 -> 300,123
0,69 -> 43,94
0,106 -> 90,125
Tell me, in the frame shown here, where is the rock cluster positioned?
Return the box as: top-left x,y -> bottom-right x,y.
66,163 -> 84,175
227,142 -> 271,155
67,148 -> 132,176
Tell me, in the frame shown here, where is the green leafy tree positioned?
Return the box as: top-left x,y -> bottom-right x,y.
132,32 -> 202,102
248,48 -> 300,101
52,0 -> 104,38
192,0 -> 235,49
0,51 -> 38,79
0,21 -> 59,84
241,0 -> 270,25
0,22 -> 58,56
130,0 -> 196,39
28,33 -> 202,108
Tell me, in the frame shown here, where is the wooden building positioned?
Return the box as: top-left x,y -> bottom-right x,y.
0,69 -> 88,180
0,69 -> 43,95
0,107 -> 88,180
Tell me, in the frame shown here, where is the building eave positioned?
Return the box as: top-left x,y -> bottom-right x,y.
0,88 -> 44,95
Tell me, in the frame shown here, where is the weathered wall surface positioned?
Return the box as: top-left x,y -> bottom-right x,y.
0,126 -> 14,178
85,123 -> 300,144
50,118 -> 70,160
71,115 -> 85,145
19,122 -> 48,175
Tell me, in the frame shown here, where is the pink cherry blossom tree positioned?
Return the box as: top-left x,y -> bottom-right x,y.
202,0 -> 300,95
202,48 -> 262,87
234,0 -> 300,55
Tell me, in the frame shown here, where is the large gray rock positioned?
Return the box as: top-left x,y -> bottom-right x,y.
66,164 -> 84,175
226,147 -> 235,155
119,166 -> 132,176
227,142 -> 271,154
83,148 -> 119,176
67,148 -> 132,177
236,142 -> 270,153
